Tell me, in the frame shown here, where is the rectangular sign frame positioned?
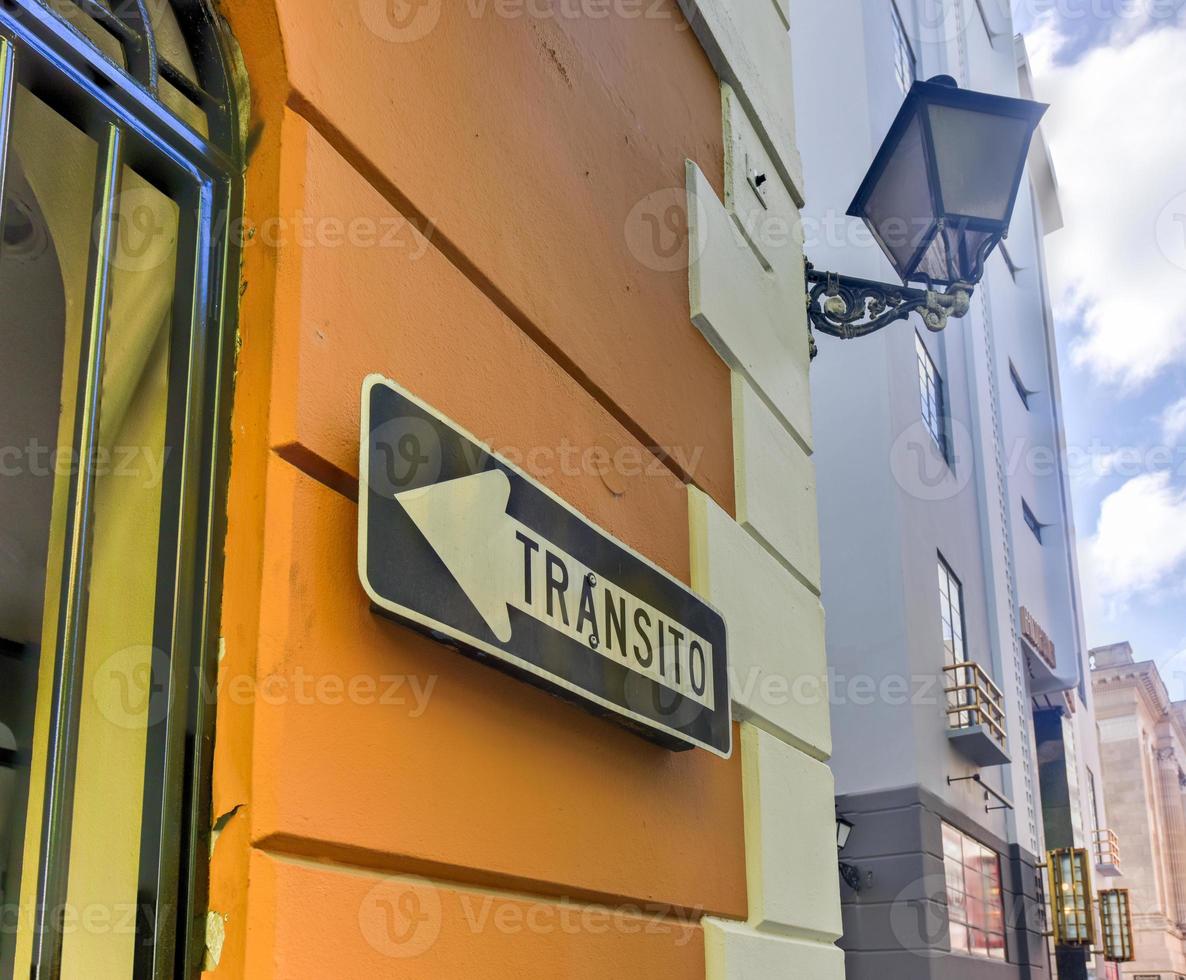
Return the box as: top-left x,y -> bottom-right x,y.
358,375 -> 732,757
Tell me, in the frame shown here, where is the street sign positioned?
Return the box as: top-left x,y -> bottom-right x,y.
358,375 -> 731,756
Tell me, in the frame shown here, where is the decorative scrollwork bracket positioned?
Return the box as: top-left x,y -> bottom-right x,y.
805,262 -> 974,360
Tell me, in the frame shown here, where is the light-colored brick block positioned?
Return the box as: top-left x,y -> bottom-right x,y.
677,0 -> 803,200
689,486 -> 829,759
732,374 -> 821,590
722,85 -> 804,282
742,724 -> 842,938
705,918 -> 844,980
687,161 -> 813,451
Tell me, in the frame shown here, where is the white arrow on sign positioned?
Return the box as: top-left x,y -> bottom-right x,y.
396,470 -> 715,707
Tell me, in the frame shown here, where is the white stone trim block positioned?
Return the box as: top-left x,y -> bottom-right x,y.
732,374 -> 821,591
677,0 -> 803,203
705,918 -> 845,980
741,724 -> 842,939
722,84 -> 802,284
687,161 -> 813,452
689,486 -> 829,759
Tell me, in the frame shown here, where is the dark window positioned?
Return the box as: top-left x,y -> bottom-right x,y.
1022,499 -> 1044,543
937,555 -> 967,668
891,3 -> 916,95
0,1 -> 239,975
916,333 -> 948,460
1009,360 -> 1031,410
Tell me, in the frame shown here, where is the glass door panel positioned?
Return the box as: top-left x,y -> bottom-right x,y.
60,163 -> 179,979
0,80 -> 99,980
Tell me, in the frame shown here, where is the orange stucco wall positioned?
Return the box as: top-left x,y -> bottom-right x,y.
209,3 -> 744,976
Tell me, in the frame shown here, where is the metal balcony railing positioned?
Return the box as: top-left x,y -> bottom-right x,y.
943,661 -> 1008,750
1094,828 -> 1122,876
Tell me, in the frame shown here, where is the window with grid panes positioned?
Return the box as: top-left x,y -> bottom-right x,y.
943,823 -> 1007,960
916,332 -> 948,460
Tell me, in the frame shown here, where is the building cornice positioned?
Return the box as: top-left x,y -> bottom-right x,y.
1094,660 -> 1186,749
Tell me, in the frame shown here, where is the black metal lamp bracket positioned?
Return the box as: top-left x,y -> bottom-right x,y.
805,262 -> 973,358
804,226 -> 1003,358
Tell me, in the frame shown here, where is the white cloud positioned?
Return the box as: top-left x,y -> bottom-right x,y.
1086,471 -> 1186,605
1161,396 -> 1186,444
1029,13 -> 1186,389
1023,10 -> 1064,73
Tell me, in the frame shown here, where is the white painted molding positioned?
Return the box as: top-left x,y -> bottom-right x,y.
687,161 -> 813,452
689,486 -> 830,760
732,375 -> 821,592
677,0 -> 804,205
741,724 -> 843,938
704,917 -> 845,979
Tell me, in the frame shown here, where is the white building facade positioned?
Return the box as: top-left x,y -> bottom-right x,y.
789,2 -> 1118,978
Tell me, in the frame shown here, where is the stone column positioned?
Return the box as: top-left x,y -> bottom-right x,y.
1155,747 -> 1186,928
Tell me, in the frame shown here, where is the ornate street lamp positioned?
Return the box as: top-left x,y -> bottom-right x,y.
1099,888 -> 1135,963
807,76 -> 1047,350
1047,848 -> 1095,948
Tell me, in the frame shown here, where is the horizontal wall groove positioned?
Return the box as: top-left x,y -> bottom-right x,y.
256,836 -> 740,923
739,711 -> 830,764
736,519 -> 821,598
744,919 -> 843,946
284,89 -> 711,498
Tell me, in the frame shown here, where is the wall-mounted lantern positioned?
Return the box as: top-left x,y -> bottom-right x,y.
1099,888 -> 1135,963
836,815 -> 854,850
837,815 -> 871,892
806,76 -> 1047,352
1047,848 -> 1095,947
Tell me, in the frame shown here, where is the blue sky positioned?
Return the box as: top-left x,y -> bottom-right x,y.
1014,1 -> 1186,692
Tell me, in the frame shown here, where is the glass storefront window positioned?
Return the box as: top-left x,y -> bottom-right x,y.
943,822 -> 1007,960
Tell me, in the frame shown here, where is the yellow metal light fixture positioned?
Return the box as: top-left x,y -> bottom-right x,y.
1099,889 -> 1135,962
1047,848 -> 1095,947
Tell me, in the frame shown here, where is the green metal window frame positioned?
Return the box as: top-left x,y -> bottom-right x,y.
0,0 -> 240,976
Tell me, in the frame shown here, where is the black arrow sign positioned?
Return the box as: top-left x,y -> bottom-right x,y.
358,375 -> 731,756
